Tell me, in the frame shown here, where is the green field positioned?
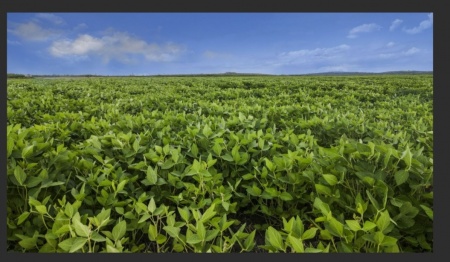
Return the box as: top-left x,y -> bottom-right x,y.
7,75 -> 433,253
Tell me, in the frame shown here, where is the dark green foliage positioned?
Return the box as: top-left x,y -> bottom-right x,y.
7,75 -> 433,252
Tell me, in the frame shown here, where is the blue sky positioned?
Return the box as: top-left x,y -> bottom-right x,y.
7,13 -> 433,75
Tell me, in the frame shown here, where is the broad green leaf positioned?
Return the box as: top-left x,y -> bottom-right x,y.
322,174 -> 338,186
146,166 -> 157,185
111,220 -> 127,242
376,210 -> 391,232
363,221 -> 377,231
72,217 -> 91,238
191,143 -> 198,157
345,220 -> 362,232
58,237 -> 87,253
401,146 -> 412,169
7,138 -> 14,158
22,145 -> 34,159
178,206 -> 190,222
91,231 -> 106,242
266,226 -> 284,251
381,236 -> 398,247
200,203 -> 216,223
366,190 -> 380,210
301,228 -> 318,240
14,166 -> 27,186
148,224 -> 158,241
325,217 -> 344,237
197,221 -> 206,240
163,226 -> 180,238
420,204 -> 433,220
244,230 -> 256,250
35,205 -> 47,215
148,198 -> 156,214
315,184 -> 332,196
17,212 -> 30,225
186,233 -> 202,244
279,192 -> 293,201
394,170 -> 409,186
288,235 -> 304,253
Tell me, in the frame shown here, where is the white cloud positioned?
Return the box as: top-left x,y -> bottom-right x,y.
319,64 -> 355,72
275,44 -> 350,66
386,42 -> 395,47
50,34 -> 103,57
36,13 -> 65,25
389,19 -> 403,31
403,47 -> 420,55
7,39 -> 22,46
404,13 -> 433,34
8,22 -> 61,42
49,31 -> 185,63
74,23 -> 88,31
378,47 -> 420,59
347,23 -> 381,38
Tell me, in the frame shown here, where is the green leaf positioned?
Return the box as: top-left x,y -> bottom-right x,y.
325,217 -> 344,237
420,204 -> 433,220
376,210 -> 391,232
266,226 -> 284,251
111,220 -> 127,242
7,138 -> 14,158
345,220 -> 362,232
191,143 -> 198,157
163,226 -> 180,239
17,212 -> 30,225
178,206 -> 190,222
366,190 -> 380,210
200,204 -> 216,223
22,145 -> 34,159
18,234 -> 37,250
203,124 -> 213,138
374,231 -> 385,245
14,166 -> 27,186
148,224 -> 158,241
279,192 -> 293,201
35,205 -> 47,215
362,221 -> 377,232
244,230 -> 256,250
91,231 -> 106,242
313,197 -> 331,216
301,228 -> 318,240
221,201 -> 230,211
381,236 -> 398,247
186,233 -> 202,244
401,146 -> 412,168
265,158 -> 275,172
146,166 -> 157,185
288,235 -> 304,253
394,170 -> 409,186
72,217 -> 91,238
116,179 -> 127,193
148,198 -> 156,214
221,153 -> 234,162
315,184 -> 332,196
58,237 -> 87,253
322,174 -> 338,186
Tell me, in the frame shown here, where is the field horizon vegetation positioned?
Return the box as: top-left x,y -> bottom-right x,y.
6,74 -> 433,253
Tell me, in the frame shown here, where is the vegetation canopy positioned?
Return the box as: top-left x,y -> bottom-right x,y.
7,75 -> 433,253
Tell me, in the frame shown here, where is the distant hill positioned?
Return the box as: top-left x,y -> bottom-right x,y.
296,71 -> 433,76
8,71 -> 432,78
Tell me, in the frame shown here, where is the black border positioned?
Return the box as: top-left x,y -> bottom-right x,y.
2,0 -> 447,261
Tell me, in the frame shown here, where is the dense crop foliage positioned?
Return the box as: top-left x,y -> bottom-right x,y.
7,75 -> 433,253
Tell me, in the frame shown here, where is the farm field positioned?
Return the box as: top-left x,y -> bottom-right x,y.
6,75 -> 433,253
